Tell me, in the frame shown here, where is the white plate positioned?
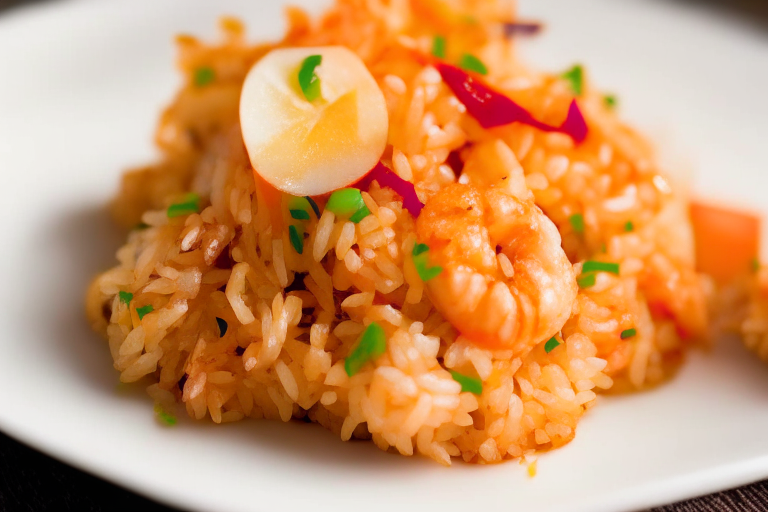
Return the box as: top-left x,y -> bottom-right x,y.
1,1 -> 767,511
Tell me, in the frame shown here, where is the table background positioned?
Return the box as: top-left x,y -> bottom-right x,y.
1,0 -> 767,510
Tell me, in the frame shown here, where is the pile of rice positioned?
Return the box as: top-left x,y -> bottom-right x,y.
86,0 -> 709,464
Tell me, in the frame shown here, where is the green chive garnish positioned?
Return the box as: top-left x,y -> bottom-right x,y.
305,196 -> 321,218
412,243 -> 443,282
134,222 -> 150,231
569,213 -> 585,234
544,336 -> 561,353
119,291 -> 133,305
415,263 -> 443,281
167,193 -> 200,218
412,243 -> 429,256
752,258 -> 760,273
288,197 -> 309,215
154,404 -> 177,426
562,64 -> 583,96
289,225 -> 304,254
577,260 -> 619,290
432,36 -> 447,58
136,305 -> 154,320
298,54 -> 323,102
582,261 -> 620,275
450,370 -> 483,395
458,54 -> 488,75
326,188 -> 366,217
604,94 -> 618,109
193,67 -> 215,88
290,209 -> 311,220
288,196 -> 318,220
344,322 -> 387,377
349,205 -> 371,224
624,221 -> 634,232
601,243 -> 607,254
216,317 -> 228,337
577,273 -> 596,289
620,328 -> 637,340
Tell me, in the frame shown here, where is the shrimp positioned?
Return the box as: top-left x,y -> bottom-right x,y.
415,140 -> 577,355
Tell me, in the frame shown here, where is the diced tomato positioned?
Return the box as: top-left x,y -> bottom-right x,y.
690,200 -> 761,283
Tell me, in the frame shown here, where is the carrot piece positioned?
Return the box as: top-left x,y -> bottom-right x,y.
253,170 -> 284,233
690,200 -> 761,283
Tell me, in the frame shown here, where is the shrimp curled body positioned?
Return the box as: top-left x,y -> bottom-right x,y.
416,182 -> 577,355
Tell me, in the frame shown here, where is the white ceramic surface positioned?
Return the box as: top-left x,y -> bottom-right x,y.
1,1 -> 767,511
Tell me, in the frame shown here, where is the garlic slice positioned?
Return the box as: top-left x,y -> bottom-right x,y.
240,46 -> 389,196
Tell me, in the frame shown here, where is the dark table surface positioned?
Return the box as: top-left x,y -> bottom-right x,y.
2,0 -> 768,511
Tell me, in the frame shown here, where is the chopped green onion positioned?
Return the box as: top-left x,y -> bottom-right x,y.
136,305 -> 154,320
289,225 -> 304,254
288,196 -> 319,221
601,243 -> 607,254
288,196 -> 312,220
298,54 -> 323,102
349,205 -> 371,224
604,94 -> 618,109
119,291 -> 133,305
569,213 -> 585,234
752,257 -> 760,273
544,336 -> 561,353
624,221 -> 634,232
577,273 -> 596,289
154,404 -> 177,426
620,328 -> 637,340
167,193 -> 200,218
450,370 -> 483,395
412,243 -> 429,256
344,322 -> 387,377
216,317 -> 228,337
458,54 -> 488,75
412,243 -> 443,282
193,66 -> 215,88
305,196 -> 321,218
415,263 -> 442,281
582,260 -> 620,275
290,209 -> 311,220
561,64 -> 583,96
288,196 -> 310,215
415,262 -> 442,281
134,222 -> 150,230
326,188 -> 366,217
432,36 -> 447,59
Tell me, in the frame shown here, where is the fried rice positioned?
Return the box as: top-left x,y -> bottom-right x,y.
86,0 -> 710,465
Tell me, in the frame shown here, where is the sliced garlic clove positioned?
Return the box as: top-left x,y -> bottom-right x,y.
240,46 -> 389,196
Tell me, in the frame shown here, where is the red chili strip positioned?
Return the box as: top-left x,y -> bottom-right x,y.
503,22 -> 543,37
435,61 -> 588,143
356,162 -> 424,218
